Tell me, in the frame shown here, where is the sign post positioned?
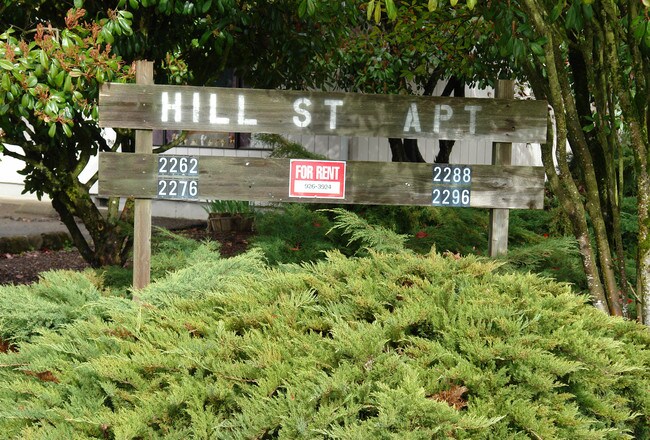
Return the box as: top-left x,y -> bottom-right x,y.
133,61 -> 153,290
489,80 -> 515,257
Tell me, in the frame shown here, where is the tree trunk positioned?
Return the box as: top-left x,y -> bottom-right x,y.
388,138 -> 425,162
50,180 -> 132,268
522,0 -> 624,316
638,171 -> 650,324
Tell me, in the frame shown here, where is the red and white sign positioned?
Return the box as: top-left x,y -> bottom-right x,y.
289,159 -> 346,199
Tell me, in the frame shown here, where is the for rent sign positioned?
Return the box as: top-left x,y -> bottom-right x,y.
289,159 -> 346,199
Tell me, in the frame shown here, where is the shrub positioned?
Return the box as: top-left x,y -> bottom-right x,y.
497,236 -> 588,291
0,244 -> 648,438
0,270 -> 120,344
252,204 -> 336,265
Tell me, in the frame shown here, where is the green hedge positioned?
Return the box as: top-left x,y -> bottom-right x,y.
0,247 -> 648,438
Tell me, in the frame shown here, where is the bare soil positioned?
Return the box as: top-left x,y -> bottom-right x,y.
0,227 -> 252,286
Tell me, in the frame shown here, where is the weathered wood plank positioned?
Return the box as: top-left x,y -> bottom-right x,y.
99,83 -> 548,143
99,153 -> 545,210
133,61 -> 154,290
489,80 -> 514,257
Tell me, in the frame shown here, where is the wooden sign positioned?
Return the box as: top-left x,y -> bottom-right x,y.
98,153 -> 545,210
99,83 -> 548,143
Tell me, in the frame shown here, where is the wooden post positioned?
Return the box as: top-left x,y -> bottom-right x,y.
133,60 -> 154,289
488,79 -> 514,257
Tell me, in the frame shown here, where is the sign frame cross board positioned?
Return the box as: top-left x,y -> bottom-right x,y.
98,62 -> 548,288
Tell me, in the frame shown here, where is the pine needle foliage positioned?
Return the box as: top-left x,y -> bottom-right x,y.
498,236 -> 588,291
252,204 -> 335,265
0,245 -> 648,438
323,208 -> 408,254
258,134 -> 327,160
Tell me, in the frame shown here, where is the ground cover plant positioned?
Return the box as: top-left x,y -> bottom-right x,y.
0,213 -> 648,439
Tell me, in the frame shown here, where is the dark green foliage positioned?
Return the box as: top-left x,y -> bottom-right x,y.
258,134 -> 327,160
324,207 -> 408,254
0,242 -> 648,438
252,204 -> 335,265
498,237 -> 588,291
339,205 -> 489,255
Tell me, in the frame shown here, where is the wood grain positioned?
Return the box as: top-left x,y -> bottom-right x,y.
99,83 -> 548,143
99,153 -> 545,210
133,61 -> 153,290
489,80 -> 514,257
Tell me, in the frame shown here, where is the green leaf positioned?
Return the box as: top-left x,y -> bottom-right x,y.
385,0 -> 397,19
48,123 -> 56,138
0,60 -> 14,70
54,71 -> 65,88
550,1 -> 564,21
1,73 -> 10,90
367,0 -> 375,21
374,0 -> 381,22
26,75 -> 38,88
39,50 -> 49,68
428,0 -> 437,11
530,42 -> 544,55
466,0 -> 477,10
63,75 -> 73,93
450,0 -> 458,6
74,0 -> 84,8
298,0 -> 307,17
129,0 -> 139,9
62,123 -> 72,138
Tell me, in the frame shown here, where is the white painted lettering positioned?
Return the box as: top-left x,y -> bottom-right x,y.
238,95 -> 257,126
316,166 -> 339,180
295,165 -> 314,180
293,98 -> 312,128
403,103 -> 422,133
464,105 -> 482,135
161,92 -> 182,123
324,99 -> 344,130
209,94 -> 229,124
433,104 -> 453,134
192,92 -> 200,123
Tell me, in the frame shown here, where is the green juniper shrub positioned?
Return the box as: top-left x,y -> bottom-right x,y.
0,242 -> 650,439
97,228 -> 219,292
497,236 -> 588,291
0,215 -> 648,438
319,205 -> 489,255
404,207 -> 490,255
252,204 -> 336,265
323,207 -> 408,255
0,270 -> 130,345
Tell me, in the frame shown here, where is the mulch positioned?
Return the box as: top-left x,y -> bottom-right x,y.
0,226 -> 253,287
